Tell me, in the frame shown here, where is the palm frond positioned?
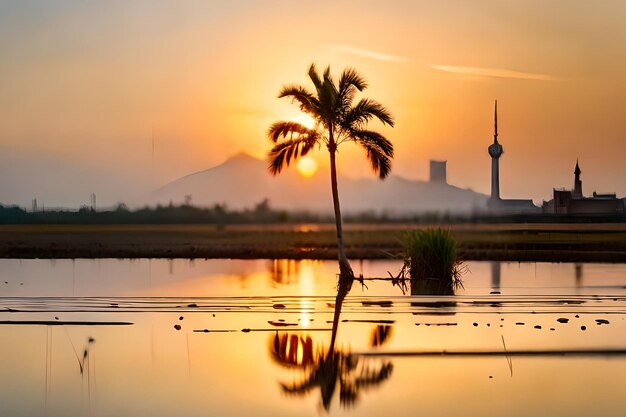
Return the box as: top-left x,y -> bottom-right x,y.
318,84 -> 336,125
268,121 -> 310,143
313,67 -> 338,125
345,98 -> 394,128
353,131 -> 393,179
338,87 -> 356,115
278,85 -> 320,116
366,147 -> 392,179
336,71 -> 359,115
268,134 -> 319,175
327,69 -> 340,103
351,129 -> 394,157
339,68 -> 367,95
323,65 -> 334,86
308,63 -> 323,91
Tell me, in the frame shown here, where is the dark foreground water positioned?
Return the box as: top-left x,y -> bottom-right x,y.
0,259 -> 625,417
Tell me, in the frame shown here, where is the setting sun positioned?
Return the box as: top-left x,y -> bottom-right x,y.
297,156 -> 318,178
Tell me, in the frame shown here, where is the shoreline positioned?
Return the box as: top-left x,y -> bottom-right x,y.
2,223 -> 626,262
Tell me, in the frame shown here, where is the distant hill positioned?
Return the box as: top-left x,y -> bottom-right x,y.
148,153 -> 488,214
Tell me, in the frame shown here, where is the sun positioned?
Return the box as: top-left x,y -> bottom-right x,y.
297,156 -> 318,178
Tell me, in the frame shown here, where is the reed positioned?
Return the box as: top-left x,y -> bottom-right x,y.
403,228 -> 463,293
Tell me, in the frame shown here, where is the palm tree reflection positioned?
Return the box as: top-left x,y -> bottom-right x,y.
270,276 -> 393,410
371,325 -> 393,347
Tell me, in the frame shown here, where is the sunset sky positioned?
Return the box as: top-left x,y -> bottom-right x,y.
1,0 -> 626,208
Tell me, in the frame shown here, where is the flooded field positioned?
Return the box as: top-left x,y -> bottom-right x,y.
0,259 -> 625,417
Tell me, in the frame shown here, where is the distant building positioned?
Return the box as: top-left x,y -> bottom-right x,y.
542,161 -> 624,214
429,160 -> 447,184
487,101 -> 538,214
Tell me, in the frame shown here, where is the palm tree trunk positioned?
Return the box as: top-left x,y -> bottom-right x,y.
327,130 -> 354,354
328,142 -> 354,282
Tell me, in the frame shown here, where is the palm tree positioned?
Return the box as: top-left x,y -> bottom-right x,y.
268,63 -> 395,286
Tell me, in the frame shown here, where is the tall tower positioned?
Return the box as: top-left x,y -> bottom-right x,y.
573,160 -> 583,198
488,100 -> 503,202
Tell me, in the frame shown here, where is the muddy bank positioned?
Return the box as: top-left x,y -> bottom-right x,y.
1,224 -> 626,262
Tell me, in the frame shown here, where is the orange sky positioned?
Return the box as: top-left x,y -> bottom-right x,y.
1,1 -> 626,207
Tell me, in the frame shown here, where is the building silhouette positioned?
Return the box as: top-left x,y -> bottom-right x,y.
487,101 -> 538,213
573,160 -> 583,198
429,160 -> 447,184
542,161 -> 624,214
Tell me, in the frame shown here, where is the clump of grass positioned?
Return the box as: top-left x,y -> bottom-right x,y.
402,228 -> 464,293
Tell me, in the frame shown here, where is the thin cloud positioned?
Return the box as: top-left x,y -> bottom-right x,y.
325,44 -> 408,63
430,64 -> 557,81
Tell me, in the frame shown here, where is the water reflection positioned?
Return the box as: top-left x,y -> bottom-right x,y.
575,263 -> 583,288
1,259 -> 626,417
272,326 -> 393,410
271,256 -> 469,411
267,259 -> 622,411
270,259 -> 299,286
371,325 -> 392,347
410,278 -> 455,296
409,268 -> 458,311
279,343 -> 393,410
271,265 -> 395,410
491,261 -> 501,291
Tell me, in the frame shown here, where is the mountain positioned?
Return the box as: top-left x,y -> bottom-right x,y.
148,153 -> 488,214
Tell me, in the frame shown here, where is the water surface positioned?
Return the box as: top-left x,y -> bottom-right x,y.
0,259 -> 624,417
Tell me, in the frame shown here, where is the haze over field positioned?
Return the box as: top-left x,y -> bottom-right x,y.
2,1 -> 626,208
150,153 -> 488,214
